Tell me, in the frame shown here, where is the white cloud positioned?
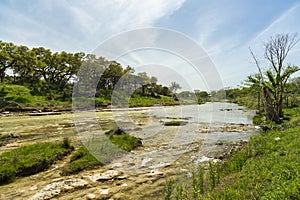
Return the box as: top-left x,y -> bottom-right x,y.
0,0 -> 186,52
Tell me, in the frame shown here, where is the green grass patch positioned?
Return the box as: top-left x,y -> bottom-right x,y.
206,127 -> 300,199
129,95 -> 179,107
0,84 -> 69,109
163,120 -> 188,126
0,138 -> 74,185
109,134 -> 142,151
61,133 -> 142,175
60,145 -> 102,176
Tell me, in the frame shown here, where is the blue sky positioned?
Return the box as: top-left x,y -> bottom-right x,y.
1,0 -> 300,90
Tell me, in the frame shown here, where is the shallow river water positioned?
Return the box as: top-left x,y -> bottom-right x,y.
0,102 -> 257,200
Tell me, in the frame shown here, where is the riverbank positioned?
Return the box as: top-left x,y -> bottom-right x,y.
0,84 -> 186,115
164,106 -> 300,199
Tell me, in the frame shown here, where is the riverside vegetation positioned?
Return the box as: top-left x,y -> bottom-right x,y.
163,33 -> 300,200
163,106 -> 300,199
0,40 -> 211,111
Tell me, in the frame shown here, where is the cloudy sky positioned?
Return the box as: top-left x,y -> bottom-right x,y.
1,0 -> 300,90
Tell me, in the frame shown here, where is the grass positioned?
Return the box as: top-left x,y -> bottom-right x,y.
129,96 -> 179,107
109,134 -> 142,151
61,133 -> 142,175
0,138 -> 74,185
60,145 -> 102,176
164,106 -> 300,199
163,120 -> 188,126
0,84 -> 68,109
0,84 -> 179,110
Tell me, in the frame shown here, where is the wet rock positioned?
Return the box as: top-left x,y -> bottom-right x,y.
87,170 -> 119,182
29,178 -> 88,200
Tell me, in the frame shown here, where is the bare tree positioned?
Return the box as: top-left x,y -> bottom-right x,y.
250,33 -> 299,123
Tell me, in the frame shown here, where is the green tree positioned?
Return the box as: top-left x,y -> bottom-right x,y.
31,48 -> 84,96
0,41 -> 17,82
12,46 -> 41,85
169,81 -> 181,93
99,61 -> 124,91
250,33 -> 299,122
244,74 -> 263,113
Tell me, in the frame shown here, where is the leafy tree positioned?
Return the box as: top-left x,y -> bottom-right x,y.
244,74 -> 263,113
75,54 -> 108,97
98,61 -> 124,95
169,81 -> 181,93
0,41 -> 17,82
30,47 -> 84,98
12,46 -> 40,85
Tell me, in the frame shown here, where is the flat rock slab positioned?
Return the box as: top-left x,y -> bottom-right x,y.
29,178 -> 88,200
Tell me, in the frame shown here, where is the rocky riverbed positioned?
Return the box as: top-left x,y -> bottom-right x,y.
0,103 -> 257,199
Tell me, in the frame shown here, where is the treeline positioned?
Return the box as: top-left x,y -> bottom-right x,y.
225,75 -> 300,111
0,40 -> 174,104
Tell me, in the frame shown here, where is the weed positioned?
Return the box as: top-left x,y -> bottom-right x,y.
164,179 -> 175,200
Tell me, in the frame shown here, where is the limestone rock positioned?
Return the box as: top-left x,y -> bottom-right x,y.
87,170 -> 119,182
99,188 -> 109,195
86,193 -> 96,199
29,178 -> 88,200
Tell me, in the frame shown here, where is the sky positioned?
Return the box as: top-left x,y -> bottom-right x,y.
1,0 -> 300,91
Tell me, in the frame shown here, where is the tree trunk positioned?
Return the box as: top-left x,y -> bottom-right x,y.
0,69 -> 4,83
278,93 -> 283,118
263,87 -> 280,123
257,91 -> 261,113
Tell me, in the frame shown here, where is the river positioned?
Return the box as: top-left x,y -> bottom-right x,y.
0,102 -> 257,200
